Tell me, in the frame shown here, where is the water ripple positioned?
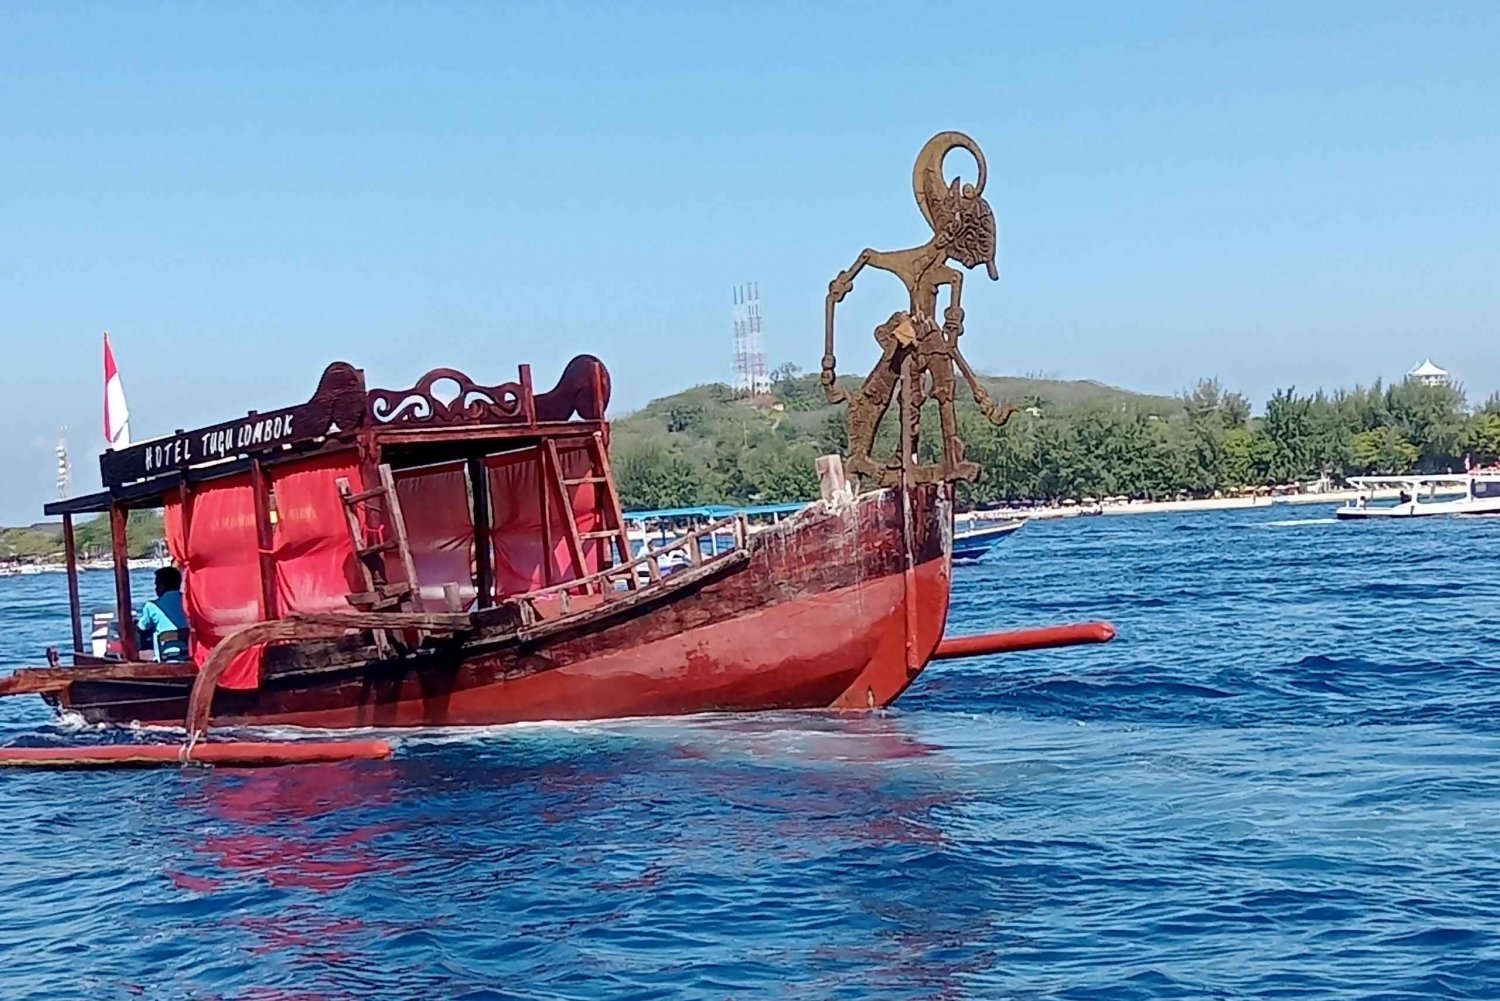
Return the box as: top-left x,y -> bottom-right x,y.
2,506 -> 1500,998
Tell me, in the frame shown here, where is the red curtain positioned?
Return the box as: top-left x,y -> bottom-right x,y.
393,462 -> 476,610
158,452 -> 364,691
487,444 -> 603,597
269,453 -> 365,616
171,474 -> 263,689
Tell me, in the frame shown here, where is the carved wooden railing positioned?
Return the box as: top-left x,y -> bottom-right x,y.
516,515 -> 749,622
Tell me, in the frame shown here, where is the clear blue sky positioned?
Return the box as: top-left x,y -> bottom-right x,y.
3,2 -> 1498,523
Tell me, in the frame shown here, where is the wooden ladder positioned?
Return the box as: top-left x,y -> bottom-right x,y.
541,432 -> 637,593
337,464 -> 420,655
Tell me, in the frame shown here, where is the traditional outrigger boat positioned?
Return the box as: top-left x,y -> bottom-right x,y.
0,132 -> 1115,768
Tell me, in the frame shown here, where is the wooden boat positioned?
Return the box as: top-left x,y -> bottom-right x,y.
0,131 -> 1116,758
1,355 -> 954,728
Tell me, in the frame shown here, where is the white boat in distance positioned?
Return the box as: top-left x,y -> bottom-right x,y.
1337,473 -> 1500,519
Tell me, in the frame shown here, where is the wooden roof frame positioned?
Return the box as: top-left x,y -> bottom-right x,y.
46,354 -> 613,517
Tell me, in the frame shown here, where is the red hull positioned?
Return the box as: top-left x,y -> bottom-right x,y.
50,485 -> 954,730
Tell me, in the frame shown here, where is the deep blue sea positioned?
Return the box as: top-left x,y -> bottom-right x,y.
3,504 -> 1500,1000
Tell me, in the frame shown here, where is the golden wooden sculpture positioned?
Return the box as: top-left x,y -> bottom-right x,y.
821,131 -> 1015,486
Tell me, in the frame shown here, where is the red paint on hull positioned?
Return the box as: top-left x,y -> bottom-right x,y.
220,557 -> 951,729
52,484 -> 955,730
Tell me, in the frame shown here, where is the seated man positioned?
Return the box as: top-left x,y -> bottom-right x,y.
137,566 -> 191,662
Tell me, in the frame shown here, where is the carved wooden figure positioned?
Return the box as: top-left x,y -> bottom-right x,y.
821,131 -> 1016,486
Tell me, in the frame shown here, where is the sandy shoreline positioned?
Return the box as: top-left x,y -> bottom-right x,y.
962,489 -> 1395,523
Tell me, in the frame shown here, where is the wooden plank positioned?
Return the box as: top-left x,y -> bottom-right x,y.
467,456 -> 493,608
250,459 -> 279,621
0,661 -> 194,697
184,609 -> 479,736
109,503 -> 138,661
543,439 -> 590,593
516,551 -> 750,644
519,363 -> 536,425
587,431 -> 636,585
62,513 -> 83,653
378,464 -> 421,603
337,475 -> 391,658
336,478 -> 377,594
537,446 -> 554,586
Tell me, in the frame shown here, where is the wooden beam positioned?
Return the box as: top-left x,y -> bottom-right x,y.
543,440 -> 589,591
467,457 -> 493,608
250,459 -> 278,621
537,446 -> 554,586
62,513 -> 83,653
109,504 -> 137,661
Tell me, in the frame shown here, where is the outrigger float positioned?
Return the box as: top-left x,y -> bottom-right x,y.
0,132 -> 1114,769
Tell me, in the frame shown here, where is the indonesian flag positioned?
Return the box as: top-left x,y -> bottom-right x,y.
104,332 -> 130,449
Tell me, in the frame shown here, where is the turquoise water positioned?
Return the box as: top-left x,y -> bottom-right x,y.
2,505 -> 1498,999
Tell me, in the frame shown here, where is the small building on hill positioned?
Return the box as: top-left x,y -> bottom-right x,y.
1408,359 -> 1451,388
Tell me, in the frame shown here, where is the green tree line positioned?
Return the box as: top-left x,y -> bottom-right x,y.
610,367 -> 1500,509
1,511 -> 164,562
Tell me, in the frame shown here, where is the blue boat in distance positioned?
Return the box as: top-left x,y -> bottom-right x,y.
952,519 -> 1024,561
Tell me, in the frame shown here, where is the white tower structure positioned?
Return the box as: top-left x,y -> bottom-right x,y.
55,426 -> 70,500
732,282 -> 771,396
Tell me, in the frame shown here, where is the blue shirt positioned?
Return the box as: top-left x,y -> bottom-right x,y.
137,590 -> 190,661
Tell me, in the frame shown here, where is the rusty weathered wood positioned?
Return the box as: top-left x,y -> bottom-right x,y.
516,550 -> 750,644
821,132 -> 1015,487
49,486 -> 950,730
0,660 -> 194,698
183,610 -> 475,737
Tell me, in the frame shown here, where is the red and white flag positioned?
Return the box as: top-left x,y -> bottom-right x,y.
103,332 -> 130,449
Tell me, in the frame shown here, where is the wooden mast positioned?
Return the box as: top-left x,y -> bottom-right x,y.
467,457 -> 493,608
62,513 -> 83,653
250,458 -> 278,621
109,503 -> 137,661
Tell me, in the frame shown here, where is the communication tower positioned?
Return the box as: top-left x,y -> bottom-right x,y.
732,282 -> 771,396
56,426 -> 70,500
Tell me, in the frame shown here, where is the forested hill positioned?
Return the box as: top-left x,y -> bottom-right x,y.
609,366 -> 1500,510
6,370 -> 1498,557
608,367 -> 1177,509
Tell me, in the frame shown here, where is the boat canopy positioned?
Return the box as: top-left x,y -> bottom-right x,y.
1346,475 -> 1482,488
40,355 -> 618,671
622,502 -> 808,523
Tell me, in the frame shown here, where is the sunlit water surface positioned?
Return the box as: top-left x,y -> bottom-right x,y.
2,505 -> 1499,999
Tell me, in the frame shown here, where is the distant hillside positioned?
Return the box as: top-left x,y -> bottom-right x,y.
608,366 -> 1178,508
1,511 -> 164,563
